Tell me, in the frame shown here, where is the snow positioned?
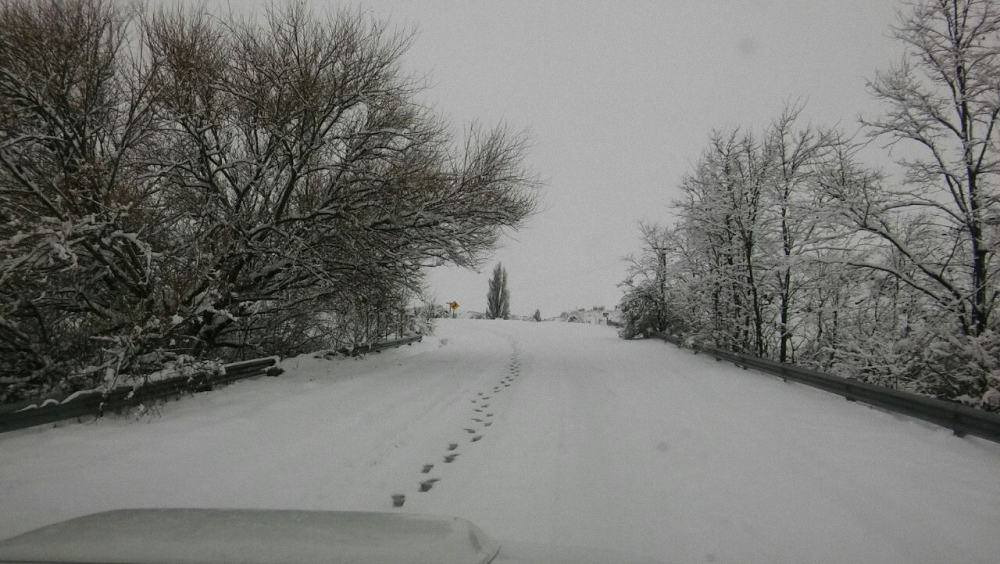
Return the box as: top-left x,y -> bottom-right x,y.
14,398 -> 59,411
1,320 -> 999,564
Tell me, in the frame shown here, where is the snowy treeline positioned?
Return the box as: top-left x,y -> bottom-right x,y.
620,0 -> 1000,410
0,0 -> 537,402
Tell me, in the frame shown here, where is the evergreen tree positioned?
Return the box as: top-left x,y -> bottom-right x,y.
533,309 -> 542,322
487,263 -> 511,320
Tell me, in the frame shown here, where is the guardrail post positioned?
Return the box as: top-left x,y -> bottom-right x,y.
952,413 -> 967,437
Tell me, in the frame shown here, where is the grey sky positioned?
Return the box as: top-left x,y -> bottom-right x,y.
341,1 -> 906,316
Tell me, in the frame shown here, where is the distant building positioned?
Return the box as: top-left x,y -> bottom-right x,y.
560,306 -> 621,325
457,310 -> 486,320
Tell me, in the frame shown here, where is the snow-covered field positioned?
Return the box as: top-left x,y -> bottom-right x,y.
2,319 -> 999,563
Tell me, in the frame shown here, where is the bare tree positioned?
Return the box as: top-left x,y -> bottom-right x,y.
764,105 -> 831,362
0,0 -> 161,399
672,130 -> 773,355
0,0 -> 538,402
616,0 -> 1000,409
143,2 -> 536,354
850,0 -> 1000,337
618,222 -> 682,338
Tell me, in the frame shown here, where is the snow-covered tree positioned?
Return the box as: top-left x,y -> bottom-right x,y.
851,0 -> 1000,338
668,129 -> 776,355
617,0 -> 1000,410
618,222 -> 694,339
0,0 -> 163,400
0,0 -> 538,402
763,105 -> 833,362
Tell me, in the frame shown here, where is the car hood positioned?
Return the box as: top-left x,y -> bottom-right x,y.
0,509 -> 664,564
0,509 -> 498,564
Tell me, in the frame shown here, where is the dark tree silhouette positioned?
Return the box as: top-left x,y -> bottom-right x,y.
486,263 -> 510,320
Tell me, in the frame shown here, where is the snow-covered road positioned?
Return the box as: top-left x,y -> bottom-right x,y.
2,319 -> 999,563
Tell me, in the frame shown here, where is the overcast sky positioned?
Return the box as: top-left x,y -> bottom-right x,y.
333,1 -> 907,317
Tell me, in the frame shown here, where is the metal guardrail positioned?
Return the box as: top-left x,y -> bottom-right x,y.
651,332 -> 1000,444
335,334 -> 423,357
0,357 -> 279,434
0,334 -> 424,434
